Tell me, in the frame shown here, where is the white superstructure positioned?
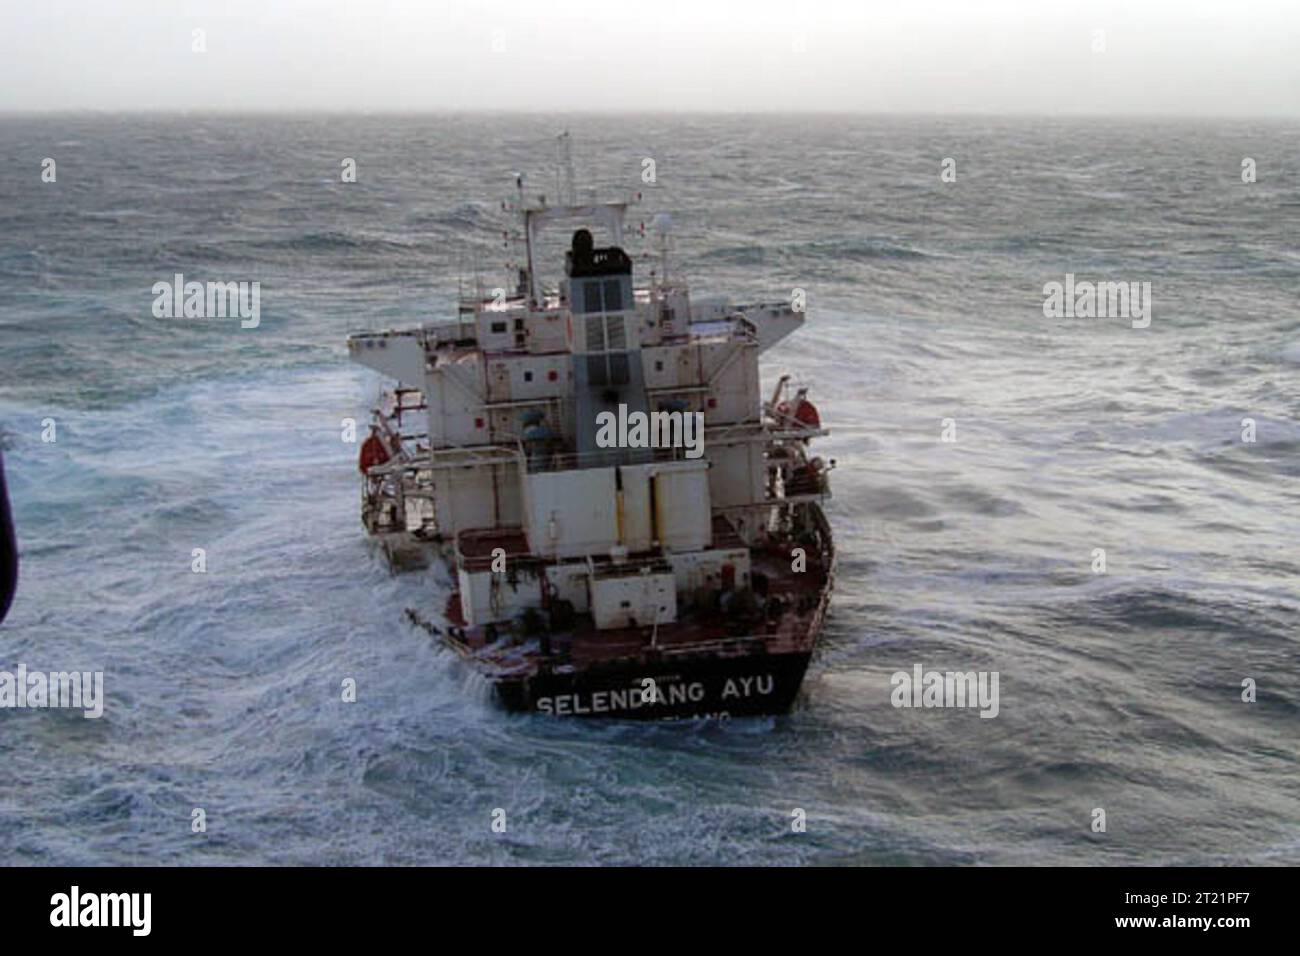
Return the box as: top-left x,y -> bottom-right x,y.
349,175 -> 830,650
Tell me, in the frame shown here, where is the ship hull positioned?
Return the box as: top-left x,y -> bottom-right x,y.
493,648 -> 815,720
431,500 -> 835,720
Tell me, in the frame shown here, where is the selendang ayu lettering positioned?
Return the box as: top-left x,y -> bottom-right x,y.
537,673 -> 777,715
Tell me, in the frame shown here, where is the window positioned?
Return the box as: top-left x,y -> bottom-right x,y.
523,370 -> 533,382
607,352 -> 629,386
586,317 -> 605,352
490,321 -> 507,334
606,315 -> 626,349
582,315 -> 630,386
585,352 -> 628,387
576,277 -> 628,314
584,315 -> 625,353
603,279 -> 624,312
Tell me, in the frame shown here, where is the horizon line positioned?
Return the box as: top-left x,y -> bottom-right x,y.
2,108 -> 1297,122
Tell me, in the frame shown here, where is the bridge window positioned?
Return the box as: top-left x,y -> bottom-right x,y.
576,277 -> 628,314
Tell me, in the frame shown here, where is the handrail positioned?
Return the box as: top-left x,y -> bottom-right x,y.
521,444 -> 691,474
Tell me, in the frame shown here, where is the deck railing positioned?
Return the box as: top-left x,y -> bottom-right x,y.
520,443 -> 691,474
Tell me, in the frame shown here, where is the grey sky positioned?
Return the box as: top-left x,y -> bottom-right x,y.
1,0 -> 1297,115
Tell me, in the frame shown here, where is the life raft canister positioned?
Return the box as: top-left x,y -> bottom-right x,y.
359,433 -> 391,474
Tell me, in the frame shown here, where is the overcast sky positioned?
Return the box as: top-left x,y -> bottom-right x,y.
1,0 -> 1297,115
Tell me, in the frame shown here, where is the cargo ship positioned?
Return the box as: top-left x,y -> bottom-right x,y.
348,167 -> 833,719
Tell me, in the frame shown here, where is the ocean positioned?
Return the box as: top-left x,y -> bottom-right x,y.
0,114 -> 1297,865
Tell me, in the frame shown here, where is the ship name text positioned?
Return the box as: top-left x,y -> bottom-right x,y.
537,673 -> 776,715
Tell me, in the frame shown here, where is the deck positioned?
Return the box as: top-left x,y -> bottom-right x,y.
446,505 -> 835,679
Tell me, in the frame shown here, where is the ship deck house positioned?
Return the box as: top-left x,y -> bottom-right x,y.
348,196 -> 825,639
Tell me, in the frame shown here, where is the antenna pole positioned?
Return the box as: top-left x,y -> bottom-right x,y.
557,131 -> 575,206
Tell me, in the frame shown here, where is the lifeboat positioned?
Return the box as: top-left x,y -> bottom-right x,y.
777,398 -> 821,430
359,433 -> 391,474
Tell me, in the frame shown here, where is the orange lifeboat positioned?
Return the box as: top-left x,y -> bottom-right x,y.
794,400 -> 821,429
777,399 -> 821,430
359,433 -> 391,474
